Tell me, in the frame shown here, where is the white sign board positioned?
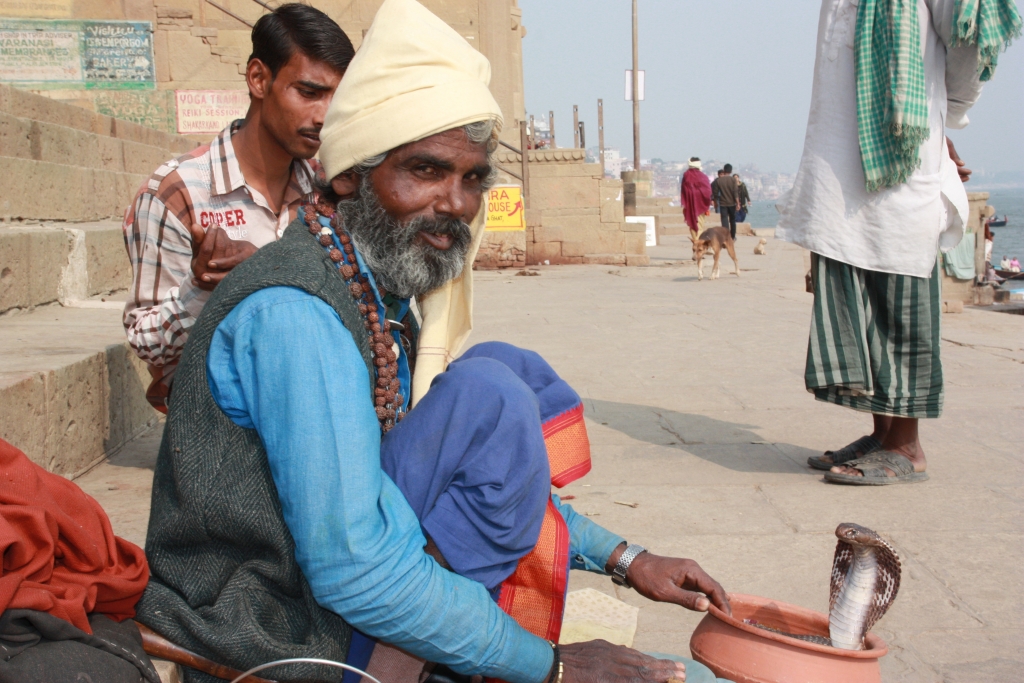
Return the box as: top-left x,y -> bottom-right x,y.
626,215 -> 657,247
624,69 -> 645,101
175,90 -> 249,134
0,30 -> 81,82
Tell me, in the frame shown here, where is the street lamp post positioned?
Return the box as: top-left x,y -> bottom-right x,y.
631,0 -> 640,173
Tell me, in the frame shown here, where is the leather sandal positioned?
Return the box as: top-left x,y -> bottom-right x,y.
823,451 -> 929,486
807,434 -> 882,471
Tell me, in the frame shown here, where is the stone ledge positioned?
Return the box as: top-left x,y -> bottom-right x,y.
495,147 -> 587,165
0,222 -> 130,314
0,304 -> 158,477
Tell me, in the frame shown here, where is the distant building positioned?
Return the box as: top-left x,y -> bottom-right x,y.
603,148 -> 627,177
529,115 -> 552,149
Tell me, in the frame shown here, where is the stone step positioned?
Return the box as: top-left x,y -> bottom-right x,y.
0,295 -> 158,478
0,84 -> 197,222
1,221 -> 129,314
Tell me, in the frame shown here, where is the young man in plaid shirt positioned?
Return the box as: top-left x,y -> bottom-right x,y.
123,4 -> 354,410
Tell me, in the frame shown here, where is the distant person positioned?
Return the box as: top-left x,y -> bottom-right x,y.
710,169 -> 724,209
983,222 -> 993,264
121,5 -> 353,411
1012,257 -> 1021,272
681,157 -> 713,248
777,0 -> 1020,484
711,163 -> 739,239
1000,255 -> 1011,269
734,173 -> 751,223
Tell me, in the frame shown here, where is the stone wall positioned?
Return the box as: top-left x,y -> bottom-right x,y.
0,84 -> 197,222
475,230 -> 526,270
940,191 -> 991,304
492,148 -> 648,267
5,0 -> 527,145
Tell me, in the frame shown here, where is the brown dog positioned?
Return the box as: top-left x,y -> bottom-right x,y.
693,227 -> 739,280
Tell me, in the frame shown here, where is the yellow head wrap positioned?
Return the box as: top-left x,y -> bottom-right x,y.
318,0 -> 503,405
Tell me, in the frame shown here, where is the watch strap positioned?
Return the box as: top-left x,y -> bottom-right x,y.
611,543 -> 646,587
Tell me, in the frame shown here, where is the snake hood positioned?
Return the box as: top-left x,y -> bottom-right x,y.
829,523 -> 901,650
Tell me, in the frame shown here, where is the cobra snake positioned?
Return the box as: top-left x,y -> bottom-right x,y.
746,523 -> 901,650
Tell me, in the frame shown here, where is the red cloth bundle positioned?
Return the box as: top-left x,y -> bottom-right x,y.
0,439 -> 149,634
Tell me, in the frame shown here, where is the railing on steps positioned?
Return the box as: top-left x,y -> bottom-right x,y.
495,121 -> 531,208
203,0 -> 276,28
204,0 -> 254,27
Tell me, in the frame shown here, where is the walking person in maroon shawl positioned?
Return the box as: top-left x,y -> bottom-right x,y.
681,157 -> 712,246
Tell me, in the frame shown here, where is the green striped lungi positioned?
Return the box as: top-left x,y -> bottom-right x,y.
806,253 -> 943,418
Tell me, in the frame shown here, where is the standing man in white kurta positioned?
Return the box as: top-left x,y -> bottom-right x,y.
776,0 -> 1020,484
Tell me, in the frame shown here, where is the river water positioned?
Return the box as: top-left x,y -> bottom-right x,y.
746,187 -> 1024,264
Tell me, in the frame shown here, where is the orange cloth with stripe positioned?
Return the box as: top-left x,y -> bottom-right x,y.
495,403 -> 591,643
0,439 -> 149,633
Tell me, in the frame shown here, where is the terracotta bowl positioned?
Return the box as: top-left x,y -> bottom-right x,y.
689,593 -> 887,683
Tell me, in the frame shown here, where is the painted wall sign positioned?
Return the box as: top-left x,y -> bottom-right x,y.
0,19 -> 154,88
485,185 -> 526,231
175,89 -> 249,134
94,90 -> 176,133
0,0 -> 72,19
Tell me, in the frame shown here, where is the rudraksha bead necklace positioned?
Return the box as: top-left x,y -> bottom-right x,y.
303,201 -> 404,433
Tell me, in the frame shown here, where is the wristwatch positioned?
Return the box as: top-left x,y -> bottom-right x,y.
611,543 -> 646,588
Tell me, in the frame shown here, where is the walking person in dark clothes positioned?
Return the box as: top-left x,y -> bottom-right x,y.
711,163 -> 739,239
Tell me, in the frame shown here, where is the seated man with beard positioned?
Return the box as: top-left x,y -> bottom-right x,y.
136,2 -> 731,683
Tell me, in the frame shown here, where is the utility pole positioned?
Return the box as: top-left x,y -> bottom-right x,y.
573,104 -> 580,148
549,110 -> 556,148
598,98 -> 605,176
631,0 -> 640,173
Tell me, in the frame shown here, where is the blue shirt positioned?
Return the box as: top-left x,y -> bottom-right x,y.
205,279 -> 624,681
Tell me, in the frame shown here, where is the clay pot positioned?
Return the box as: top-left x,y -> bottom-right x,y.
689,593 -> 887,683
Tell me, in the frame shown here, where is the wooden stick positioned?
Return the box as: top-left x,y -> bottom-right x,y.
135,621 -> 276,683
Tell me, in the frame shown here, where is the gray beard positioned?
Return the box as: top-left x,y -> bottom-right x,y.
336,176 -> 473,299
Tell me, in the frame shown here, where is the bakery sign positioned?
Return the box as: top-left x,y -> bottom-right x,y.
175,89 -> 249,135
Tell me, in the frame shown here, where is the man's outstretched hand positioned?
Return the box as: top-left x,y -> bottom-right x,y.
606,544 -> 731,616
191,227 -> 258,291
560,641 -> 687,683
946,137 -> 972,184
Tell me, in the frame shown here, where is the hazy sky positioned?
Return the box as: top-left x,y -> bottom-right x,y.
519,0 -> 1024,177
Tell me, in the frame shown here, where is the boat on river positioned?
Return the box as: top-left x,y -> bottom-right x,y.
988,215 -> 1008,227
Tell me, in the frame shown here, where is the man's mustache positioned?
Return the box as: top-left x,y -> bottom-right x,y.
298,126 -> 321,140
405,216 -> 471,240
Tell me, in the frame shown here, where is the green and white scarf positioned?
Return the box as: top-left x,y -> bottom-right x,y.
855,0 -> 1022,192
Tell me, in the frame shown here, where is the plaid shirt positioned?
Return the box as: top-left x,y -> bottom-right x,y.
122,121 -> 316,405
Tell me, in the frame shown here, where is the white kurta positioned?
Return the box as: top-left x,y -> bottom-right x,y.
776,0 -> 986,278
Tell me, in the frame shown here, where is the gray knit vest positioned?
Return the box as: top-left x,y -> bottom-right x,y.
136,219 -> 374,683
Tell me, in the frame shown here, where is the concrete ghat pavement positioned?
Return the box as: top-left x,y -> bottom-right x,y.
80,234 -> 1024,683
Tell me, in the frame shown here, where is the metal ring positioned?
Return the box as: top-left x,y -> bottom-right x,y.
227,657 -> 383,683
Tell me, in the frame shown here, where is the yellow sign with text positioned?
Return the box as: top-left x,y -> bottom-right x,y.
485,185 -> 525,231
